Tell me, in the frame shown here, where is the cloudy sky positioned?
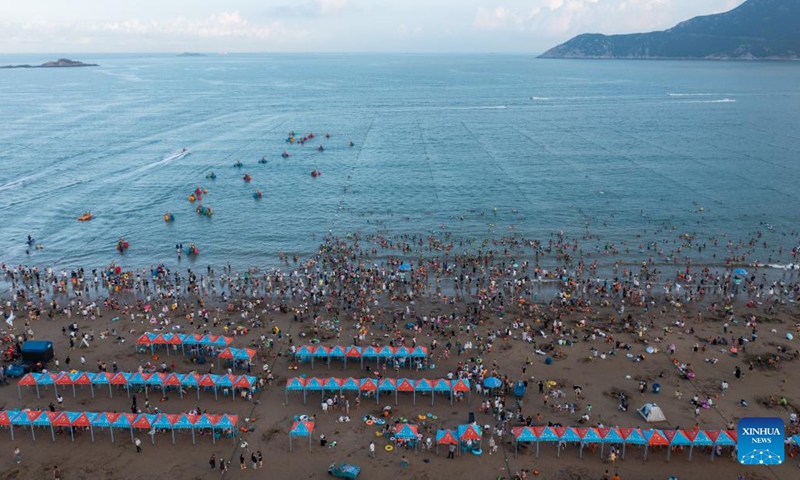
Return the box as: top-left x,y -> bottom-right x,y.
1,0 -> 746,54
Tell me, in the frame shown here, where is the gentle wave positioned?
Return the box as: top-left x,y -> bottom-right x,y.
765,263 -> 799,270
667,93 -> 717,97
530,96 -> 550,101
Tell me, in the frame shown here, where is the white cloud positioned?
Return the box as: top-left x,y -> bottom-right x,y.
473,6 -> 525,31
316,0 -> 349,15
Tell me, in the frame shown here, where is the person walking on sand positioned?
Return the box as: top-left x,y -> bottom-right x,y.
401,455 -> 409,468
239,453 -> 246,470
13,446 -> 21,464
251,452 -> 258,469
369,441 -> 375,458
240,439 -> 249,452
209,454 -> 216,470
257,450 -> 263,468
447,443 -> 456,459
134,437 -> 142,452
53,466 -> 62,480
220,459 -> 228,475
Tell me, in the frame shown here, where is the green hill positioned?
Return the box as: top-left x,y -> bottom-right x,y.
539,0 -> 800,60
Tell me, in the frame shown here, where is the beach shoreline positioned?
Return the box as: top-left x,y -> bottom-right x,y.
2,232 -> 799,479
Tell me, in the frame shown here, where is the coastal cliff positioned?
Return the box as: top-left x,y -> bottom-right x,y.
1,58 -> 99,69
539,0 -> 800,60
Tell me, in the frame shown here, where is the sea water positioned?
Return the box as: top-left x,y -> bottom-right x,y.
1,54 -> 799,272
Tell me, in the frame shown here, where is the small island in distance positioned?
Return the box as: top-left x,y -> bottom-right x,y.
540,0 -> 800,60
0,58 -> 99,69
177,52 -> 207,57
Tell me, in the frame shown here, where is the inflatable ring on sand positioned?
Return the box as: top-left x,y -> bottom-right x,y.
385,445 -> 393,452
152,355 -> 159,360
376,432 -> 383,437
417,415 -> 426,420
366,420 -> 374,426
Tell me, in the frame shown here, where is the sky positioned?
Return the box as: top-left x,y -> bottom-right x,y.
0,0 -> 747,54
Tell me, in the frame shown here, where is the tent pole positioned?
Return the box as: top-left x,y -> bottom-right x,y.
50,425 -> 55,442
36,384 -> 40,398
30,424 -> 35,441
579,443 -> 583,459
689,445 -> 693,461
72,384 -> 76,398
171,429 -> 175,444
90,383 -> 94,398
90,425 -> 94,442
110,427 -> 114,444
536,439 -> 539,458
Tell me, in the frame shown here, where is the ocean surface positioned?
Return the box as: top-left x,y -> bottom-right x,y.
1,53 -> 799,272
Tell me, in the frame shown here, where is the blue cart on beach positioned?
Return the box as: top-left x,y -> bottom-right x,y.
328,462 -> 361,479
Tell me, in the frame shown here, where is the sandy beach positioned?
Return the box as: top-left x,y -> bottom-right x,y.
2,232 -> 800,480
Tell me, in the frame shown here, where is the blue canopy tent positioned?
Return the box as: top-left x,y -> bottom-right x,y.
289,420 -> 314,451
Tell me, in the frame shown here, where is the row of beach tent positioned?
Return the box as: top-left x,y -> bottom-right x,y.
0,409 -> 238,445
285,376 -> 470,405
18,371 -> 258,400
512,426 -> 746,461
135,332 -> 234,347
294,345 -> 428,369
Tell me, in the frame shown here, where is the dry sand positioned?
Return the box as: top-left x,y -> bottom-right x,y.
1,284 -> 799,480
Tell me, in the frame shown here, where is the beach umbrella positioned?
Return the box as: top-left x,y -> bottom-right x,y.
483,377 -> 502,389
733,268 -> 748,276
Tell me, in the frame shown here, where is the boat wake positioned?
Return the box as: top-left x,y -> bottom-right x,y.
667,93 -> 716,97
684,98 -> 737,104
128,149 -> 190,176
529,97 -> 550,101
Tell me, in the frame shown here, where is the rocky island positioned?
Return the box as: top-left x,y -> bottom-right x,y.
540,0 -> 800,61
0,58 -> 99,69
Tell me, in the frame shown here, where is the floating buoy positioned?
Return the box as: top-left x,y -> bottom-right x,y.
189,195 -> 196,202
